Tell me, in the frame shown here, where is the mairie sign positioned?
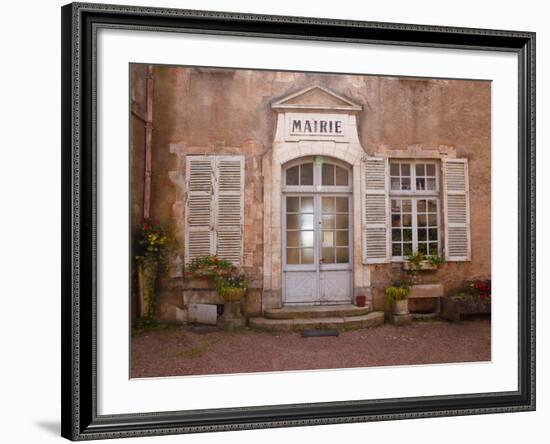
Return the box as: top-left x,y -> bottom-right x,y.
289,117 -> 344,136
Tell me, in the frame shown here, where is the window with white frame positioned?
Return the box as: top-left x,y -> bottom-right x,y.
389,160 -> 440,259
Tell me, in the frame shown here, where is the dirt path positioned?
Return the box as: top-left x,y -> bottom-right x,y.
131,320 -> 490,378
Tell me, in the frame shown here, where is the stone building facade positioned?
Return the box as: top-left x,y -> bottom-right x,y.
130,64 -> 491,323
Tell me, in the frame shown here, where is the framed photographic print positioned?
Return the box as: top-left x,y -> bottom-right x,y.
61,2 -> 535,440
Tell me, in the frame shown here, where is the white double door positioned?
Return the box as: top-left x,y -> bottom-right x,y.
283,193 -> 353,305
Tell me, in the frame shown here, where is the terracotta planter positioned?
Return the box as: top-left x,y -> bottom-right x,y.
220,287 -> 246,302
392,298 -> 409,315
356,295 -> 367,307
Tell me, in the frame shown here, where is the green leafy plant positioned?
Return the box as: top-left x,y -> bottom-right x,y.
426,254 -> 445,266
385,284 -> 411,305
185,255 -> 232,280
405,250 -> 445,273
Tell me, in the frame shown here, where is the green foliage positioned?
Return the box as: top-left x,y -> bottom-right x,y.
135,218 -> 172,266
184,255 -> 248,296
406,250 -> 445,273
385,284 -> 410,305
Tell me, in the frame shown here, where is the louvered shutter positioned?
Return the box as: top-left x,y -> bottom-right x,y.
442,158 -> 471,261
185,156 -> 214,264
215,156 -> 244,265
362,157 -> 390,264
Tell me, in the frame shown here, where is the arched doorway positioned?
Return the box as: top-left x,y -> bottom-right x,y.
282,156 -> 353,305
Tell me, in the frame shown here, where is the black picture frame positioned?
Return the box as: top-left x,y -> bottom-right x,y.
61,2 -> 536,440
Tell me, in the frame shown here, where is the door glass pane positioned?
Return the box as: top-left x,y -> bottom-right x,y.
322,196 -> 335,212
300,163 -> 313,185
336,231 -> 349,246
335,197 -> 348,212
300,196 -> 313,212
322,214 -> 335,229
301,248 -> 314,264
300,231 -> 314,247
322,164 -> 335,185
286,166 -> 299,185
287,231 -> 299,247
335,166 -> 349,186
286,196 -> 299,212
322,231 -> 334,247
286,214 -> 298,229
286,248 -> 299,264
322,247 -> 335,264
336,247 -> 349,263
300,214 -> 314,230
336,214 -> 348,229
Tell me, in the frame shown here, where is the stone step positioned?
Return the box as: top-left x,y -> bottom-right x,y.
264,304 -> 371,320
249,311 -> 384,332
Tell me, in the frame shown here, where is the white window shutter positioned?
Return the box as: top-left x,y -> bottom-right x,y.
442,158 -> 471,261
215,156 -> 244,265
362,157 -> 390,264
185,156 -> 214,264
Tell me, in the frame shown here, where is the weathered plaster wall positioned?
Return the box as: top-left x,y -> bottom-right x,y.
132,65 -> 491,319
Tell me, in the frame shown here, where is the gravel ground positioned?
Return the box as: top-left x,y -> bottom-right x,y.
131,319 -> 491,378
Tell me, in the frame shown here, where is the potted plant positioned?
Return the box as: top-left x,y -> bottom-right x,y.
403,250 -> 445,272
215,267 -> 248,302
385,284 -> 411,315
135,218 -> 171,320
441,279 -> 491,321
184,255 -> 232,284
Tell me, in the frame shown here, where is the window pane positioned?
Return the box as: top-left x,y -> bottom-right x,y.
286,197 -> 299,212
392,243 -> 402,256
286,248 -> 299,264
391,178 -> 400,190
286,214 -> 298,229
322,247 -> 335,264
300,214 -> 314,230
403,214 -> 412,227
336,231 -> 349,246
418,243 -> 428,254
301,248 -> 314,264
428,214 -> 437,226
390,163 -> 400,176
287,231 -> 299,247
391,199 -> 401,212
392,215 -> 401,227
416,178 -> 426,191
417,199 -> 426,212
336,248 -> 349,263
427,178 -> 436,190
322,164 -> 335,185
301,231 -> 314,247
301,196 -> 313,212
418,229 -> 427,241
300,163 -> 314,185
322,214 -> 335,229
402,200 -> 412,213
403,229 -> 413,241
322,196 -> 335,212
286,166 -> 299,185
401,163 -> 411,176
416,163 -> 425,176
322,231 -> 334,247
335,197 -> 348,212
401,178 -> 411,190
335,166 -> 349,186
392,229 -> 401,241
426,164 -> 436,176
428,200 -> 437,212
428,243 -> 438,254
418,214 -> 427,227
336,214 -> 349,229
403,243 -> 413,256
428,228 -> 438,241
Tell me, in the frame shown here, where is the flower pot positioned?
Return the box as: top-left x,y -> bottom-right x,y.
356,295 -> 367,307
220,287 -> 246,302
392,298 -> 409,315
403,261 -> 438,271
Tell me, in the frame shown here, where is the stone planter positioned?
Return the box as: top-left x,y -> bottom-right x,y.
440,296 -> 491,321
220,287 -> 247,302
137,260 -> 159,319
392,298 -> 409,315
